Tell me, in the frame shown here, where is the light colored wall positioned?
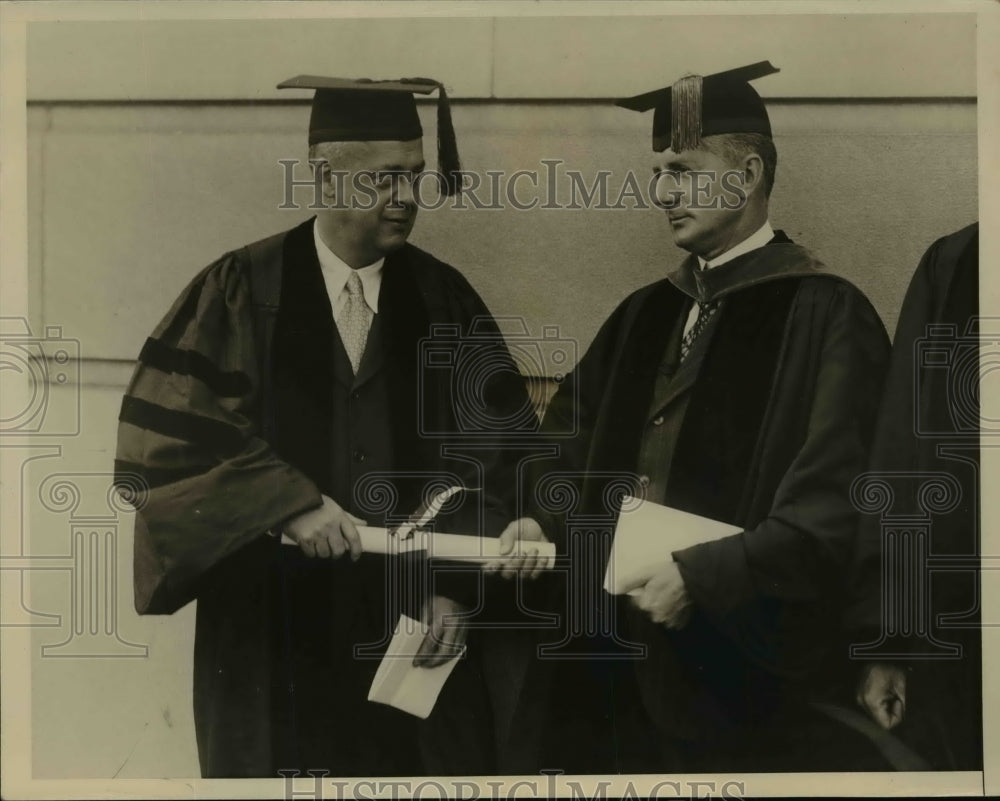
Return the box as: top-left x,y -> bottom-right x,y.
27,15 -> 976,101
26,13 -> 978,378
20,12 -> 978,779
27,100 -> 976,376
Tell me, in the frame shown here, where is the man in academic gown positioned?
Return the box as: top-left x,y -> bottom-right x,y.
843,222 -> 981,770
114,76 -> 533,777
494,62 -> 892,772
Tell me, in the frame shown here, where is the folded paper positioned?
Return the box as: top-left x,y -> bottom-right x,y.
604,496 -> 740,595
367,614 -> 463,719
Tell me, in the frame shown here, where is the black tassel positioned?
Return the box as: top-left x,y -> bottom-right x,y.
434,84 -> 462,196
400,77 -> 462,197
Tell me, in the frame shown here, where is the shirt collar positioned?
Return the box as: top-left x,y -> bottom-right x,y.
313,219 -> 383,314
697,220 -> 775,270
666,230 -> 824,304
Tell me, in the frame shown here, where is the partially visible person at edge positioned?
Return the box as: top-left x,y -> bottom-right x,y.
843,222 -> 981,770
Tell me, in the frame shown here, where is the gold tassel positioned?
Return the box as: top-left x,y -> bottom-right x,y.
671,74 -> 703,152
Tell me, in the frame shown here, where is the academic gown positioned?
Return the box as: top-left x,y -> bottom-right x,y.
528,233 -> 891,773
843,222 -> 981,770
114,218 -> 533,777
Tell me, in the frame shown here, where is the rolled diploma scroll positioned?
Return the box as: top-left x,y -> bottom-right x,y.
279,527 -> 556,569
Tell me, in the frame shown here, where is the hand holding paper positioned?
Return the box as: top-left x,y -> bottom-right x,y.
604,496 -> 741,595
413,595 -> 469,668
279,526 -> 556,565
367,614 -> 464,719
631,560 -> 693,630
277,486 -> 556,570
281,494 -> 365,560
486,517 -> 552,580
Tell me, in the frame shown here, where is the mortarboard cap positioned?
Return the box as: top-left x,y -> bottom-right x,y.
615,61 -> 780,153
277,75 -> 462,195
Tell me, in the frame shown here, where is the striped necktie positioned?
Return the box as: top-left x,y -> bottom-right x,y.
337,271 -> 373,374
679,299 -> 719,363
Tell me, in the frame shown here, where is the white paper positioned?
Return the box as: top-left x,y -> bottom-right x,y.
367,614 -> 463,719
279,526 -> 422,554
410,530 -> 556,568
280,527 -> 556,568
604,496 -> 741,595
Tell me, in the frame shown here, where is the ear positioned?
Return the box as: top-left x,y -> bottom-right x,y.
740,152 -> 766,198
318,161 -> 339,205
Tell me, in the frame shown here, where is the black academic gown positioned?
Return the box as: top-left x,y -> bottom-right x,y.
843,222 -> 981,770
528,233 -> 891,773
115,218 -> 532,777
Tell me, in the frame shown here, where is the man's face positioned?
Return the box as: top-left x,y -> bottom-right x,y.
324,138 -> 425,263
650,142 -> 748,259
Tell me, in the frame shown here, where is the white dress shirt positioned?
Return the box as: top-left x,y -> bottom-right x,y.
683,220 -> 774,337
313,220 -> 383,321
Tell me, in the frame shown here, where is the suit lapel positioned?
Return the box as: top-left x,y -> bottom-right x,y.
353,313 -> 387,388
649,360 -> 700,419
644,303 -> 709,420
330,325 -> 355,388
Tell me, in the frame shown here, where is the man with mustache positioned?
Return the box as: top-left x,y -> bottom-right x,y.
115,76 -> 531,777
497,62 -> 893,771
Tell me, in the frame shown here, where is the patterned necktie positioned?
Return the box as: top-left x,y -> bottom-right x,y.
679,299 -> 719,363
337,271 -> 372,374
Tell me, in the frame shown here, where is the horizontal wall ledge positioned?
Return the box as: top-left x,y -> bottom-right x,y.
25,101 -> 976,366
26,96 -> 980,107
26,101 -> 978,137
